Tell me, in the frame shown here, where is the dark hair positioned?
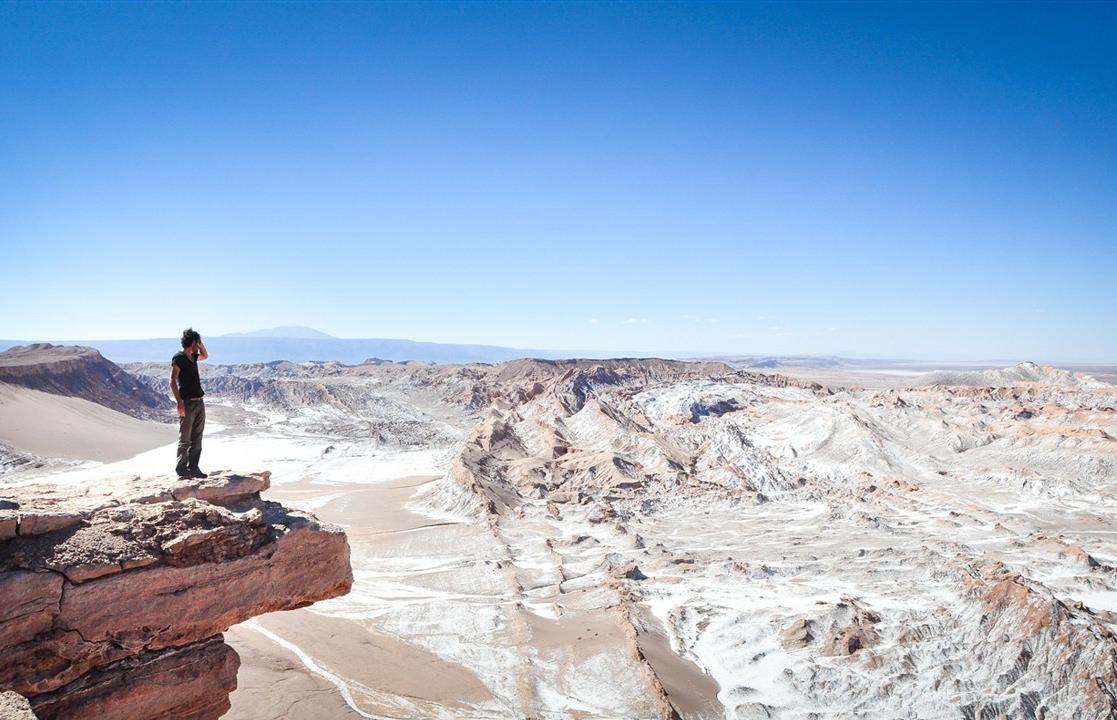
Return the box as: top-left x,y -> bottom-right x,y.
181,327 -> 201,349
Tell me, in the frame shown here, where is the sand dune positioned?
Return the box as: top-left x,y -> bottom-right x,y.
0,383 -> 176,463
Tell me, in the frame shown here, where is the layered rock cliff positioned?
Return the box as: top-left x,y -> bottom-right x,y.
0,344 -> 168,420
0,471 -> 352,720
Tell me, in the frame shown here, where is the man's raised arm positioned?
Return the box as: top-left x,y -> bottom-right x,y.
197,338 -> 209,361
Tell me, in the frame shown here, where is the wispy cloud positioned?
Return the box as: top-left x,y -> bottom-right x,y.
682,314 -> 720,325
623,317 -> 650,325
589,318 -> 601,325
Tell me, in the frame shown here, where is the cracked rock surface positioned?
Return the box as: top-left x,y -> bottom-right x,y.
0,471 -> 352,720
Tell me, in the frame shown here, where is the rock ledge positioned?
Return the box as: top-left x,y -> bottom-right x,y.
0,471 -> 352,720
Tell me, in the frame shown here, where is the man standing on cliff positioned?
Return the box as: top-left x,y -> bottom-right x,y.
171,328 -> 209,479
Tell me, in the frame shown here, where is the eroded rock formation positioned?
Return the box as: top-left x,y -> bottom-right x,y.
409,359 -> 1117,718
54,355 -> 1114,717
0,344 -> 168,420
0,471 -> 352,720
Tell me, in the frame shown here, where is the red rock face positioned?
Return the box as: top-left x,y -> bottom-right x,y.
27,636 -> 239,720
0,472 -> 353,720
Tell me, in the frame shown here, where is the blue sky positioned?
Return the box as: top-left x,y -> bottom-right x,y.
1,2 -> 1114,360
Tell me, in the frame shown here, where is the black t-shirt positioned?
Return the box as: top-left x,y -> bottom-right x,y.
172,351 -> 204,399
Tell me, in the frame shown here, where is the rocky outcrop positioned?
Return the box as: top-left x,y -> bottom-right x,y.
781,618 -> 814,650
0,471 -> 352,720
953,560 -> 1117,719
0,344 -> 169,419
440,360 -> 815,513
26,637 -> 239,720
819,601 -> 881,656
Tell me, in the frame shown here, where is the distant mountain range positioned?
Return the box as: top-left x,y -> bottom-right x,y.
702,355 -> 853,369
5,330 -> 1107,369
0,328 -> 560,365
219,326 -> 337,340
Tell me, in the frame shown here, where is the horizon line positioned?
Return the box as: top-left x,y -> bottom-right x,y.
1,336 -> 1115,366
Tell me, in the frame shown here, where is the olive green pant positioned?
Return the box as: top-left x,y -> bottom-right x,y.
175,398 -> 205,476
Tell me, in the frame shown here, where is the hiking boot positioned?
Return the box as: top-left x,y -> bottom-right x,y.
190,469 -> 209,479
